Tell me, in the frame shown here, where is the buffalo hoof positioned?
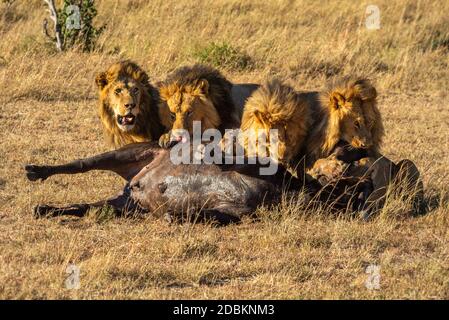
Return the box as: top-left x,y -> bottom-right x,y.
25,165 -> 49,182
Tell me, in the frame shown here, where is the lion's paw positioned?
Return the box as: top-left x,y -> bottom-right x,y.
158,133 -> 179,149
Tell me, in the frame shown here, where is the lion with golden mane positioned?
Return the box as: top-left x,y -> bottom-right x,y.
305,78 -> 422,214
239,79 -> 311,165
305,77 -> 384,166
157,64 -> 239,147
95,60 -> 164,148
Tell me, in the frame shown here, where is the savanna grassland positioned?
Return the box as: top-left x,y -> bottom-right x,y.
0,0 -> 448,299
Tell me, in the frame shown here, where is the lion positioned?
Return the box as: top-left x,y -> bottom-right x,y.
304,77 -> 384,167
237,79 -> 311,165
303,79 -> 424,217
303,78 -> 424,215
224,76 -> 423,216
157,64 -> 238,147
95,60 -> 164,148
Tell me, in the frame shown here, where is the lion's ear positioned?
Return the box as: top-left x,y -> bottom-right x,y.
95,72 -> 108,90
354,80 -> 377,101
136,71 -> 150,86
330,92 -> 346,110
197,79 -> 209,94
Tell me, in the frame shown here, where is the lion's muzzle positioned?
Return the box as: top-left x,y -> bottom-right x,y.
116,113 -> 137,131
117,114 -> 136,126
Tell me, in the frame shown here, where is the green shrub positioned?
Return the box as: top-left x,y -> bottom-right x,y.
418,28 -> 449,52
57,0 -> 105,51
192,42 -> 253,71
44,0 -> 105,52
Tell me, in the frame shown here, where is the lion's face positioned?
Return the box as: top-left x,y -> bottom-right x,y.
240,80 -> 310,165
159,80 -> 221,142
96,61 -> 152,134
269,123 -> 288,162
242,120 -> 304,164
331,93 -> 373,150
95,60 -> 164,148
104,78 -> 144,132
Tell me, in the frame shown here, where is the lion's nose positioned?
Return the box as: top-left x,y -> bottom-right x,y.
125,103 -> 136,110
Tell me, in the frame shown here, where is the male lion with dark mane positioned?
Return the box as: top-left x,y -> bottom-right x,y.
95,60 -> 164,148
157,64 -> 239,148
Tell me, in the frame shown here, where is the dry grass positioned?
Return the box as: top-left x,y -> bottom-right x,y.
0,0 -> 448,299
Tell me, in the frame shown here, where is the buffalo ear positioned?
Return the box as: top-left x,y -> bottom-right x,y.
197,79 -> 209,94
95,72 -> 108,90
330,92 -> 346,110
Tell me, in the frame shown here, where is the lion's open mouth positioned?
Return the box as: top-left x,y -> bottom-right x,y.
117,114 -> 136,126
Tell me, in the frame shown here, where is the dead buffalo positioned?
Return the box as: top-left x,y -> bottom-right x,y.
25,142 -> 311,225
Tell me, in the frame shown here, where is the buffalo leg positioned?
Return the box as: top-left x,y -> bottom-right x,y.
34,203 -> 93,218
165,204 -> 248,226
34,185 -> 143,218
199,209 -> 242,225
365,157 -> 423,215
392,159 -> 424,214
25,142 -> 160,182
198,202 -> 253,225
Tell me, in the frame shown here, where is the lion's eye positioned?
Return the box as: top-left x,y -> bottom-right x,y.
132,87 -> 139,93
115,88 -> 122,95
354,121 -> 360,128
170,112 -> 176,120
186,110 -> 193,117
